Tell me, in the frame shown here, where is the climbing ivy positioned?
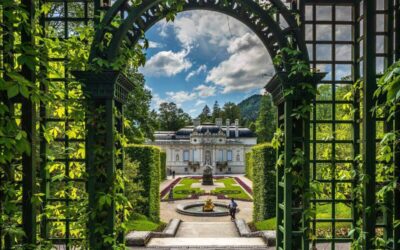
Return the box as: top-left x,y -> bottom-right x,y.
1,0 -> 189,248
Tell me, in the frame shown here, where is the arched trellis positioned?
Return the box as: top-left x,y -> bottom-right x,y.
73,0 -> 323,249
89,0 -> 308,72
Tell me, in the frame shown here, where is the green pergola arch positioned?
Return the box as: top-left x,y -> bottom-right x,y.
73,1 -> 319,249
89,0 -> 308,73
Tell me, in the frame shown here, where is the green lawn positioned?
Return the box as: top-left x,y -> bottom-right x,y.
165,178 -> 205,199
255,203 -> 352,232
211,178 -> 252,201
125,214 -> 166,232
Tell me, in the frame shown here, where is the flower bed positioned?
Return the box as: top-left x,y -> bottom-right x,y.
160,177 -> 181,198
234,177 -> 253,195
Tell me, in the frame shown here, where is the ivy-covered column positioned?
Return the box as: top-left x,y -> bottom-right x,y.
72,71 -> 134,249
362,1 -> 377,248
21,0 -> 37,247
267,71 -> 324,250
394,1 -> 400,247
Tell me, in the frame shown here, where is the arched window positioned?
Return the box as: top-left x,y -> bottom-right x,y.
176,154 -> 179,162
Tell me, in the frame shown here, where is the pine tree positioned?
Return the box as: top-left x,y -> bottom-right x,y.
212,101 -> 222,120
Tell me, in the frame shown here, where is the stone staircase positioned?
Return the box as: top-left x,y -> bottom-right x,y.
127,221 -> 273,249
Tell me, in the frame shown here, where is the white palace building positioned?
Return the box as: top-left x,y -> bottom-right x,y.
148,118 -> 257,175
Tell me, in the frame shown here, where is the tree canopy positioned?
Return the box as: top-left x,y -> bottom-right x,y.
157,102 -> 192,131
255,94 -> 277,142
124,72 -> 159,143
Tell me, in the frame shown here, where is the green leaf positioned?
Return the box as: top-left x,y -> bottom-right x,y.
19,85 -> 30,98
387,78 -> 400,100
7,84 -> 19,98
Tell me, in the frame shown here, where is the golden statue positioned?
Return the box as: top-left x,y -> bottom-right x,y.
203,199 -> 215,212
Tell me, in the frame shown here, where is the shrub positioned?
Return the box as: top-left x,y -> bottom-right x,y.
160,151 -> 167,181
125,145 -> 161,222
245,151 -> 253,180
252,143 -> 276,222
124,156 -> 145,214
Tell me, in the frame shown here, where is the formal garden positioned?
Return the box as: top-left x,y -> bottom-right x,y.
1,0 -> 399,249
160,177 -> 253,201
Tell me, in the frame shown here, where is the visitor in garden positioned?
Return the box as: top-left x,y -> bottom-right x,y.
228,198 -> 238,221
168,187 -> 174,202
172,170 -> 176,179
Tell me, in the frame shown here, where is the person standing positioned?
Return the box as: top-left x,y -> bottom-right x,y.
172,170 -> 176,179
168,187 -> 174,202
228,198 -> 238,221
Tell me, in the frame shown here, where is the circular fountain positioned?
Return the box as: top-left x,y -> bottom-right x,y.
176,199 -> 240,217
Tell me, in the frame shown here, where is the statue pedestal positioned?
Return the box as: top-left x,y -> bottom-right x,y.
202,165 -> 214,185
202,175 -> 214,185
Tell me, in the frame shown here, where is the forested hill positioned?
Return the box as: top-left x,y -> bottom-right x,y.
238,94 -> 262,122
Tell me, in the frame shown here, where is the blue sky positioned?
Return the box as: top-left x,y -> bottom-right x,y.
139,10 -> 274,118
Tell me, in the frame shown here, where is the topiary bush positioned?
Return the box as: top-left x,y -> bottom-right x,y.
252,143 -> 276,222
125,145 -> 161,222
245,151 -> 253,180
160,151 -> 167,181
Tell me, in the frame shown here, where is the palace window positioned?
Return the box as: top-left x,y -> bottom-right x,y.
218,150 -> 224,161
183,150 -> 190,161
227,150 -> 233,161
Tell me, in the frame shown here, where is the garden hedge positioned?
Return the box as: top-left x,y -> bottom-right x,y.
251,143 -> 276,222
125,145 -> 161,222
245,151 -> 253,180
160,151 -> 167,181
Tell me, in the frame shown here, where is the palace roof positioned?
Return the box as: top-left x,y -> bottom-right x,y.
154,124 -> 256,141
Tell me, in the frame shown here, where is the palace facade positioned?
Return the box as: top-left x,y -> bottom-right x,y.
148,118 -> 257,175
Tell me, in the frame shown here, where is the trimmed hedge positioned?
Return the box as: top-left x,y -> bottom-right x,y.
245,151 -> 253,180
160,151 -> 167,181
252,143 -> 276,222
125,145 -> 161,222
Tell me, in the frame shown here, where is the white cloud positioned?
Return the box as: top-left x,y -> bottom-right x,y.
195,84 -> 216,97
166,91 -> 197,106
151,93 -> 167,109
185,65 -> 207,81
148,41 -> 163,48
157,11 -> 250,50
206,33 -> 274,93
195,100 -> 206,106
141,50 -> 192,77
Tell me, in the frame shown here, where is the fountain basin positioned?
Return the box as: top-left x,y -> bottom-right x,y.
176,202 -> 240,217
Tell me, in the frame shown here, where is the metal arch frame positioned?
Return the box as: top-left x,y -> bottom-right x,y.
83,1 -> 317,249
88,0 -> 308,75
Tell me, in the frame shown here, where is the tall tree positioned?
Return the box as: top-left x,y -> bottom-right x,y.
198,105 -> 212,123
124,72 -> 158,143
222,102 -> 241,121
212,101 -> 222,120
255,94 -> 277,142
158,102 -> 191,131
